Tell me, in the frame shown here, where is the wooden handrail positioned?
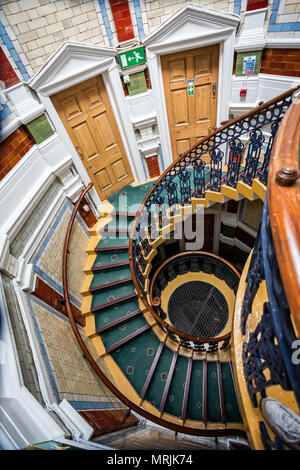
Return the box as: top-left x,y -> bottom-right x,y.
62,183 -> 246,437
268,94 -> 300,338
129,85 -> 300,345
148,250 -> 240,343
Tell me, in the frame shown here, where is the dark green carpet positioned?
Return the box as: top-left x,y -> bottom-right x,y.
100,314 -> 147,349
164,354 -> 188,418
91,281 -> 135,310
111,329 -> 161,396
94,298 -> 141,330
92,250 -> 129,269
186,360 -> 203,421
90,266 -> 132,290
89,180 -> 242,426
221,362 -> 242,423
144,346 -> 174,410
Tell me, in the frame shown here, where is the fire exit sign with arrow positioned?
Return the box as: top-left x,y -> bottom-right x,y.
118,47 -> 146,70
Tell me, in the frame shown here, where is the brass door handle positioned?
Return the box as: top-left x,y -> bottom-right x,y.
212,82 -> 216,99
76,145 -> 84,160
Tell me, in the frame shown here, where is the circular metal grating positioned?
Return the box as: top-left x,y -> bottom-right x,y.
168,281 -> 229,338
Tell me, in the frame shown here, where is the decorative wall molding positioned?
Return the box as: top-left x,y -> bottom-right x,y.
0,276 -> 65,449
266,38 -> 300,49
4,83 -> 45,125
142,4 -> 240,169
235,8 -> 267,52
230,73 -> 300,116
0,134 -> 74,237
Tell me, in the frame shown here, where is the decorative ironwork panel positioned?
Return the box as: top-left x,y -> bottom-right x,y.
136,242 -> 147,273
259,421 -> 285,450
179,170 -> 192,205
241,129 -> 265,186
224,138 -> 244,188
145,94 -> 293,212
257,121 -> 279,186
193,159 -> 206,198
208,148 -> 223,192
243,301 -> 292,408
241,225 -> 264,335
166,182 -> 179,217
261,198 -> 300,409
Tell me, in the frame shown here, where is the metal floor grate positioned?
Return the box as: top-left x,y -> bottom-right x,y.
168,281 -> 229,338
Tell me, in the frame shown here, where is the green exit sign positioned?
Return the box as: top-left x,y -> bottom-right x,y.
118,47 -> 146,70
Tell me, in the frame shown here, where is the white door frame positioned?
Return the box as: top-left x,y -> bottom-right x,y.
29,42 -> 145,210
142,5 -> 240,170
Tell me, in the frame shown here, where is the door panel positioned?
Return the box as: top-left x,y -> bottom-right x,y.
52,75 -> 133,200
161,45 -> 219,161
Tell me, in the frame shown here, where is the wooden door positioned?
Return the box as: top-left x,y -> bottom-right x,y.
161,45 -> 219,161
52,76 -> 134,200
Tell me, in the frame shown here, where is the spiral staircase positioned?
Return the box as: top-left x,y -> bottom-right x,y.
63,85 -> 300,448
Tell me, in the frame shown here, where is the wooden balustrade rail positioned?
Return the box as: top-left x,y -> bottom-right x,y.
268,94 -> 300,337
148,250 -> 240,344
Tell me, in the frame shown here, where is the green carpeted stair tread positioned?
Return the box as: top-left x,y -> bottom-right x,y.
207,361 -> 222,422
163,354 -> 189,418
111,329 -> 161,396
101,215 -> 134,233
186,360 -> 203,422
91,281 -> 136,311
94,298 -> 141,330
107,181 -> 156,214
99,314 -> 148,349
90,266 -> 132,291
96,236 -> 130,251
144,346 -> 174,411
221,362 -> 242,423
92,250 -> 129,270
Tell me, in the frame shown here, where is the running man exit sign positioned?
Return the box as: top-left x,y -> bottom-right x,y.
118,47 -> 146,70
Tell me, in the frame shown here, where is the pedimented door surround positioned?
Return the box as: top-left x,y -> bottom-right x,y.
142,4 -> 240,169
161,44 -> 219,160
29,42 -> 144,211
52,76 -> 134,199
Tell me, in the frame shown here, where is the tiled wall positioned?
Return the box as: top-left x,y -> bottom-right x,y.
0,45 -> 19,87
10,178 -> 62,257
126,70 -> 147,95
110,0 -> 134,42
261,48 -> 300,77
219,198 -> 263,270
0,0 -> 299,81
25,114 -> 54,144
2,274 -> 44,406
33,277 -> 85,327
246,0 -> 268,11
32,200 -> 89,309
145,155 -> 160,178
27,294 -> 122,407
0,126 -> 34,181
0,0 -> 105,75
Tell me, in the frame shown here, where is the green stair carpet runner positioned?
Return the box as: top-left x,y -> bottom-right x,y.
89,181 -> 242,426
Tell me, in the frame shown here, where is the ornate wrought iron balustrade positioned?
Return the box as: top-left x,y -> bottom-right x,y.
129,86 -> 300,356
241,195 -> 300,410
147,252 -> 240,352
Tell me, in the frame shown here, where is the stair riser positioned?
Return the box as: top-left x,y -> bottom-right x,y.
91,292 -> 137,313
90,277 -> 132,293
